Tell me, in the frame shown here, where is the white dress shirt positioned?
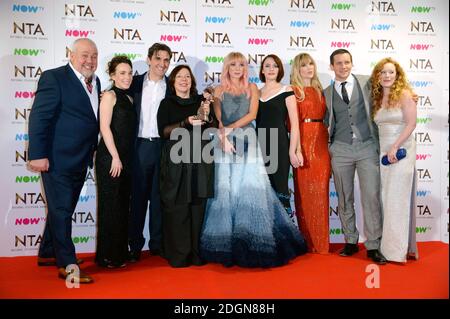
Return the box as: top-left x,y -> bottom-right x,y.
69,62 -> 98,119
139,73 -> 166,138
334,74 -> 354,103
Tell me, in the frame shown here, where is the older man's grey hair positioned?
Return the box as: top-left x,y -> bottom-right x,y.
70,38 -> 97,53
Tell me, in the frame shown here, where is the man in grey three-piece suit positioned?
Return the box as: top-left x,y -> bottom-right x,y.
324,49 -> 386,265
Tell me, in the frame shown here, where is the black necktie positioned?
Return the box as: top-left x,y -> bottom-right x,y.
341,81 -> 350,104
85,77 -> 93,94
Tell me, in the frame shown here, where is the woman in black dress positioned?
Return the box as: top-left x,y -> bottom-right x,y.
157,65 -> 217,268
95,56 -> 136,268
256,54 -> 303,223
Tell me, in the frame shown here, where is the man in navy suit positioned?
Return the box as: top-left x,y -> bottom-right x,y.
128,43 -> 172,262
28,38 -> 100,283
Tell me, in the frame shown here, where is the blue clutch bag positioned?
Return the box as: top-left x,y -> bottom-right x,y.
381,148 -> 407,165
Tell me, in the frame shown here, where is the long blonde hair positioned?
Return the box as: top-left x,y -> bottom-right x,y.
370,57 -> 413,118
290,53 -> 323,101
220,52 -> 250,96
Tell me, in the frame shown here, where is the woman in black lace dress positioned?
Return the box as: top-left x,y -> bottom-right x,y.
95,56 -> 136,268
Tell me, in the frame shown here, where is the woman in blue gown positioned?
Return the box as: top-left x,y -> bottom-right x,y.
200,52 -> 307,268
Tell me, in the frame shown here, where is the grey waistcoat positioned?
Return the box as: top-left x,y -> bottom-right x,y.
332,81 -> 371,144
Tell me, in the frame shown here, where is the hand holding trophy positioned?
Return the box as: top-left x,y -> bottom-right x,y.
195,85 -> 215,122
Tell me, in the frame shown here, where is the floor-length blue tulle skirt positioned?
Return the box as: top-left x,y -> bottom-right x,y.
200,134 -> 307,268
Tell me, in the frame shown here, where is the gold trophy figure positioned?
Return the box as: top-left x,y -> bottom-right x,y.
196,85 -> 215,122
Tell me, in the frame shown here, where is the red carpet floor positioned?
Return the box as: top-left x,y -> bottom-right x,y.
0,242 -> 447,299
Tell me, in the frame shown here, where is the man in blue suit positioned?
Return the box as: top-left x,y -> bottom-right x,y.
28,38 -> 100,283
127,43 -> 172,262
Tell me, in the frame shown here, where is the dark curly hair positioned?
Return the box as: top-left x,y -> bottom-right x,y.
107,55 -> 132,76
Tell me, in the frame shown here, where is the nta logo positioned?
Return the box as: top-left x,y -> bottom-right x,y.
13,22 -> 44,36
205,32 -> 231,44
16,192 -> 46,205
64,4 -> 94,17
160,10 -> 187,23
290,0 -> 315,9
371,1 -> 395,13
331,18 -> 355,30
15,234 -> 42,247
409,59 -> 433,70
410,21 -> 434,33
370,39 -> 394,50
414,132 -> 431,143
248,15 -> 273,27
290,36 -> 314,48
14,65 -> 42,78
114,28 -> 141,41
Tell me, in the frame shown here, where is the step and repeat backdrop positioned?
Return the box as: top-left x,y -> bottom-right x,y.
0,0 -> 448,256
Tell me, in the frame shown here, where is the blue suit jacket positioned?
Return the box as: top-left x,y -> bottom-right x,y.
28,64 -> 100,172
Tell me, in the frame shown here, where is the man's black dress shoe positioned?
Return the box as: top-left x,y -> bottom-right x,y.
367,249 -> 387,265
339,243 -> 359,257
127,251 -> 141,263
150,249 -> 161,256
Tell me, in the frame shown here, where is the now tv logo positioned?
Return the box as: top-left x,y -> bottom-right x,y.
290,20 -> 314,28
15,217 -> 43,225
371,24 -> 394,31
331,3 -> 354,10
14,48 -> 42,56
204,16 -> 230,23
16,175 -> 40,183
416,117 -> 432,124
205,56 -> 224,63
416,226 -> 430,233
15,133 -> 29,141
15,91 -> 35,98
248,38 -> 272,45
331,41 -> 352,48
113,11 -> 141,19
160,34 -> 187,42
12,4 -> 43,13
409,80 -> 432,88
248,77 -> 262,84
416,190 -> 431,197
416,154 -> 432,160
410,44 -> 433,50
411,6 -> 434,13
65,29 -> 94,37
78,195 -> 95,203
